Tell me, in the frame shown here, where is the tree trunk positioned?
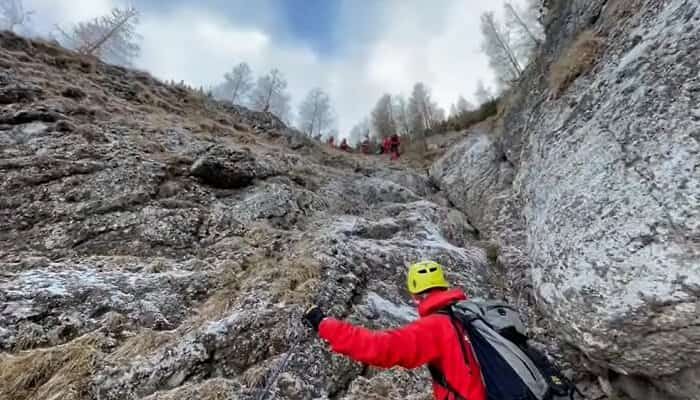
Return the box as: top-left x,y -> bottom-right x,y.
85,10 -> 136,56
263,84 -> 274,112
506,3 -> 541,46
486,16 -> 523,78
231,79 -> 242,104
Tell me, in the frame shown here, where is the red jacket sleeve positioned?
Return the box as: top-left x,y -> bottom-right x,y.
318,316 -> 444,369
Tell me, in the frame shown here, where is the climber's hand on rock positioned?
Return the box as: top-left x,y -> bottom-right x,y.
303,305 -> 325,331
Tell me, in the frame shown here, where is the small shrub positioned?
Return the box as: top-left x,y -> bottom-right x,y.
549,30 -> 603,97
434,97 -> 500,134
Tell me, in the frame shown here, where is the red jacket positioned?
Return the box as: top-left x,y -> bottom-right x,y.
319,289 -> 486,400
389,134 -> 400,147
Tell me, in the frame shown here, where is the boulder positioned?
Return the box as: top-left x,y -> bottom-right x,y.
190,145 -> 274,189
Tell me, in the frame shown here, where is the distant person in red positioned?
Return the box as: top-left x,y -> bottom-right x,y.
382,137 -> 391,156
361,136 -> 370,154
339,138 -> 350,152
389,134 -> 401,160
327,136 -> 336,148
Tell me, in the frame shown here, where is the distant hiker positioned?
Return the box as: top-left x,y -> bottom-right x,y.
339,138 -> 350,152
389,133 -> 401,160
382,136 -> 391,155
361,136 -> 370,154
327,136 -> 336,148
304,261 -> 487,400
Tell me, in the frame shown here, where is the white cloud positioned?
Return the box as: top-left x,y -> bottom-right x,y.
22,0 -> 513,137
24,0 -> 115,29
324,0 -> 508,135
137,8 -> 274,85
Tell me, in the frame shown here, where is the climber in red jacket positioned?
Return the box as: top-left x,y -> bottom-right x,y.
339,138 -> 351,152
389,133 -> 401,160
382,136 -> 391,155
304,261 -> 486,400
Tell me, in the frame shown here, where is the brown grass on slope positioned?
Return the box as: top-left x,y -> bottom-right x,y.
0,335 -> 104,400
549,30 -> 604,98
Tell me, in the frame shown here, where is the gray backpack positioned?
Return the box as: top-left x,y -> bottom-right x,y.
432,300 -> 582,400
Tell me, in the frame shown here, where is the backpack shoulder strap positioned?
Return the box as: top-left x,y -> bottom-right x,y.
427,306 -> 473,400
428,363 -> 466,400
444,307 -> 472,369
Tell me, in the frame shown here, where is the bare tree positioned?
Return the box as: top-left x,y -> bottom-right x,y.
408,82 -> 436,135
0,0 -> 32,33
505,1 -> 544,64
450,96 -> 474,117
349,118 -> 371,146
430,101 -> 445,125
57,7 -> 141,67
251,68 -> 291,120
450,103 -> 459,118
457,96 -> 474,113
371,94 -> 396,139
475,80 -> 495,105
298,87 -> 335,138
271,91 -> 292,125
481,11 -> 522,88
392,95 -> 411,137
505,2 -> 542,47
215,62 -> 254,105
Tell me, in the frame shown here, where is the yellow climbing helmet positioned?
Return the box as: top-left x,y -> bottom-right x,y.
407,260 -> 449,294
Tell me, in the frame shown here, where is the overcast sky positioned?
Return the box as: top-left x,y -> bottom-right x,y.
23,0 -> 512,136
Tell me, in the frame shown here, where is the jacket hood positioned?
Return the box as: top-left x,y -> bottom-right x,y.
417,288 -> 467,317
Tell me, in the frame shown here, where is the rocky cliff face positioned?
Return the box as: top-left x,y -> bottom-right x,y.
0,32 -> 497,400
432,0 -> 699,399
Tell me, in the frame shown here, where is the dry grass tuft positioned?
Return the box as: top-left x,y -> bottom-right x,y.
192,259 -> 249,322
195,252 -> 322,322
402,137 -> 429,159
475,240 -> 500,265
109,329 -> 174,363
549,30 -> 604,98
145,378 -> 237,400
241,363 -> 269,388
13,323 -> 46,351
399,137 -> 442,169
269,255 -> 322,304
0,335 -> 103,400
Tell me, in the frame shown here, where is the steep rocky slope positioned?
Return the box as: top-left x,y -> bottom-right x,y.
0,32 -> 499,400
432,1 -> 699,399
2,0 -> 698,398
